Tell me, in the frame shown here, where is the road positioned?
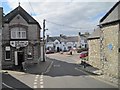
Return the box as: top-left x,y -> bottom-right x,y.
2,53 -> 118,89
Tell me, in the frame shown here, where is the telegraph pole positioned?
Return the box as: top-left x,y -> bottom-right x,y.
42,19 -> 46,62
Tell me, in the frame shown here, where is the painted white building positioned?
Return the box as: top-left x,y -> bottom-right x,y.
46,33 -> 89,52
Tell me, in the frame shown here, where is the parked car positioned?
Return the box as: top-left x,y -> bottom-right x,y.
79,51 -> 88,58
46,50 -> 54,54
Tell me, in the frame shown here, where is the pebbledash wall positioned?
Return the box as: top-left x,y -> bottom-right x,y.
2,6 -> 41,69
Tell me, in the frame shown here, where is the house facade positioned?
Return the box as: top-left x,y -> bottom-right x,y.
88,1 -> 120,80
2,5 -> 41,69
99,1 -> 120,78
46,33 -> 89,52
87,28 -> 101,69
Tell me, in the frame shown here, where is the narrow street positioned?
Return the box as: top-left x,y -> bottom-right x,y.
44,53 -> 117,88
2,53 -> 118,89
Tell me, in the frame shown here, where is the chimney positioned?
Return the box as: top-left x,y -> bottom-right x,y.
47,35 -> 49,42
60,34 -> 63,37
78,32 -> 81,36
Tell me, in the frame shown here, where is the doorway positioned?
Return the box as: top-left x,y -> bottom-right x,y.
57,47 -> 60,52
18,51 -> 24,66
14,51 -> 24,68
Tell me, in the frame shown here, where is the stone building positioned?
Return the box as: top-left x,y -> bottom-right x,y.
88,1 -> 120,80
2,5 -> 41,69
0,7 -> 3,70
87,28 -> 101,69
99,1 -> 120,78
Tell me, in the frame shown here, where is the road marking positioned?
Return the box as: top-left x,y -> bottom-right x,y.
44,61 -> 53,74
40,78 -> 43,81
2,83 -> 15,89
40,82 -> 43,84
53,65 -> 60,67
36,75 -> 39,77
35,76 -> 38,79
33,85 -> 37,88
34,79 -> 37,82
40,85 -> 44,88
39,73 -> 44,88
34,82 -> 37,85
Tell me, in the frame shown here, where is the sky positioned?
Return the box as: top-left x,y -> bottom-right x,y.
0,0 -> 118,36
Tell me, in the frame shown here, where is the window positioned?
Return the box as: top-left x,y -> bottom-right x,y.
11,27 -> 26,39
5,51 -> 10,60
5,47 -> 11,60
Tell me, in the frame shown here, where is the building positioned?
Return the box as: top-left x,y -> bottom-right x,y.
88,1 -> 120,80
46,33 -> 89,52
99,1 -> 120,78
87,28 -> 101,69
46,35 -> 61,52
78,32 -> 89,49
0,7 -> 3,70
2,5 -> 41,69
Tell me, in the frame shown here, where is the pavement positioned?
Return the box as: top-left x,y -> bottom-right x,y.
2,57 -> 53,75
2,53 -> 119,88
77,62 -> 118,87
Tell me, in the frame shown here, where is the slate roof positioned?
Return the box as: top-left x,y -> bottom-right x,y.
4,5 -> 41,29
100,1 -> 120,23
87,28 -> 100,40
47,37 -> 61,42
47,36 -> 78,42
61,36 -> 78,42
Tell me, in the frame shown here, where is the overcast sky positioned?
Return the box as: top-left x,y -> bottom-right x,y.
0,0 -> 118,36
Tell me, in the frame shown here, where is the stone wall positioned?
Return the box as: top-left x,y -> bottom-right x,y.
102,24 -> 119,78
88,39 -> 101,69
118,24 -> 120,89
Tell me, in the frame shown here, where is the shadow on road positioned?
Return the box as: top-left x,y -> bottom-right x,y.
44,58 -> 96,77
2,73 -> 33,90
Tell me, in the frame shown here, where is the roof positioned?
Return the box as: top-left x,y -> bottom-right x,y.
100,1 -> 120,23
4,5 -> 41,29
61,36 -> 78,42
47,36 -> 78,42
47,36 -> 61,42
87,28 -> 100,40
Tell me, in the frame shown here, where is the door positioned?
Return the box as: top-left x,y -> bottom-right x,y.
18,52 -> 24,66
14,51 -> 24,66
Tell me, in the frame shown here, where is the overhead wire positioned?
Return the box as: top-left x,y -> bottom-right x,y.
26,0 -> 92,31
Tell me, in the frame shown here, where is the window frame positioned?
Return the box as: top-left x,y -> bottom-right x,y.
11,27 -> 26,39
5,47 -> 11,61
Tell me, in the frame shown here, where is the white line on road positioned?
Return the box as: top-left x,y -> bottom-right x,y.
40,82 -> 43,85
40,78 -> 43,81
40,85 -> 44,88
33,85 -> 37,88
34,82 -> 37,85
2,83 -> 17,90
34,79 -> 37,82
44,61 -> 53,74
